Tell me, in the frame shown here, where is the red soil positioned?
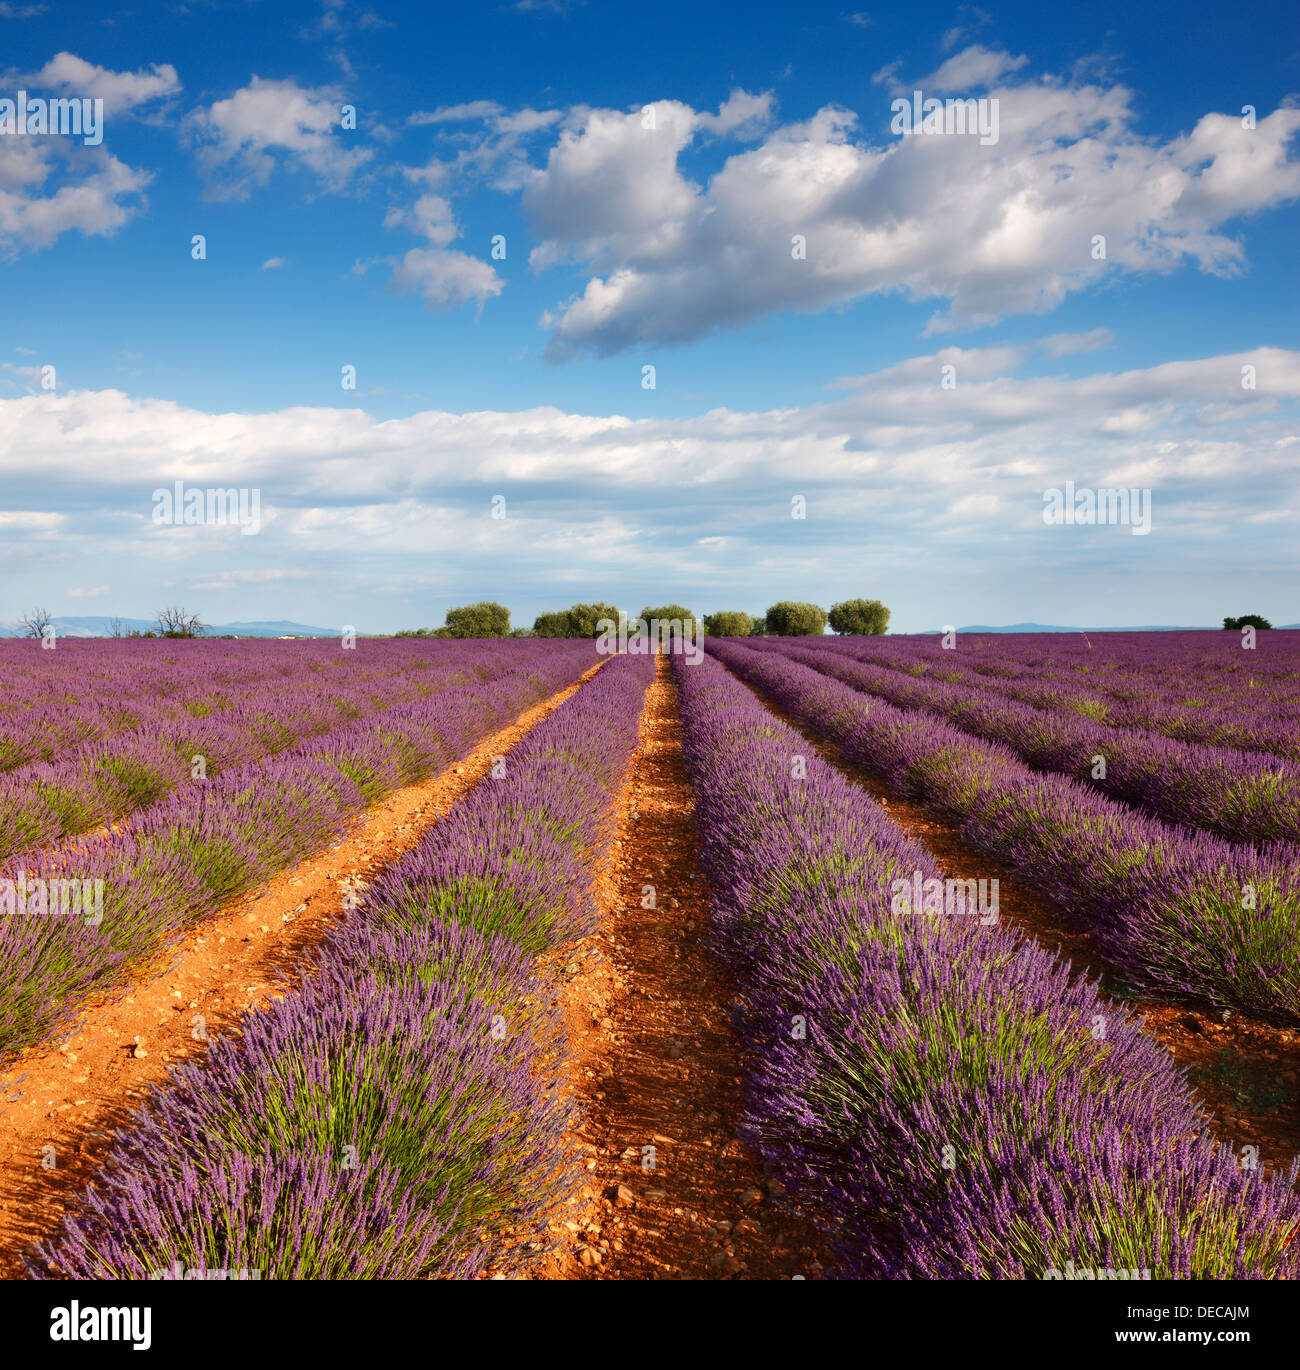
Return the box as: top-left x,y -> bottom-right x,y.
526,655 -> 828,1279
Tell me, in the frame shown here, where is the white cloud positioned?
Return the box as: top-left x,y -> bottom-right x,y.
383,181 -> 458,245
523,100 -> 702,275
380,162 -> 503,309
0,54 -> 170,256
940,5 -> 994,54
696,90 -> 774,139
188,76 -> 372,198
375,104 -> 567,310
406,102 -> 563,186
409,101 -> 506,125
517,66 -> 1300,355
2,344 -> 1296,624
67,583 -> 109,596
1,362 -> 44,391
261,256 -> 285,270
0,510 -> 63,531
389,246 -> 502,309
0,144 -> 150,256
26,51 -> 181,115
1,341 -> 1294,534
311,0 -> 389,35
1040,328 -> 1115,358
916,45 -> 1028,91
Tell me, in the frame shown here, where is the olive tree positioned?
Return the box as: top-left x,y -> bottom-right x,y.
443,601 -> 511,638
703,610 -> 754,637
763,601 -> 827,636
828,598 -> 891,635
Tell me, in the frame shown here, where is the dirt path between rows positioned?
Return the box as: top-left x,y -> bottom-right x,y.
723,659 -> 1300,1177
527,655 -> 827,1280
0,660 -> 605,1278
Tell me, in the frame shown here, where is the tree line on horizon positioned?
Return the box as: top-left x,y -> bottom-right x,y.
394,598 -> 892,639
11,604 -> 1281,641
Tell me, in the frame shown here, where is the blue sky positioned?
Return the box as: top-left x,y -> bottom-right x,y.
1,0 -> 1298,632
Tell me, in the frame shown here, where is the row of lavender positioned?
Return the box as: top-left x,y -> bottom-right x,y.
708,641 -> 1300,1025
748,638 -> 1300,847
787,628 -> 1300,721
0,641 -> 599,1062
674,652 -> 1300,1278
1,639 -> 381,767
812,633 -> 1300,760
0,638 -> 541,771
31,653 -> 653,1279
859,629 -> 1300,690
0,638 -> 542,854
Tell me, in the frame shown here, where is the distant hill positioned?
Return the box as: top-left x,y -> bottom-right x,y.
0,616 -> 341,639
211,620 -> 341,637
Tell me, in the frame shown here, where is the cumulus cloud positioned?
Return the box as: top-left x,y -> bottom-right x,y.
388,245 -> 502,309
510,60 -> 1300,356
0,53 -> 170,256
696,89 -> 774,139
523,100 -> 703,275
384,92 -> 765,318
188,76 -> 372,198
380,105 -> 568,305
379,161 -> 503,309
0,146 -> 150,256
25,51 -> 181,115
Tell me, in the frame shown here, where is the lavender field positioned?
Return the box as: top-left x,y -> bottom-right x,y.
2,630 -> 1298,1287
0,638 -> 599,1057
675,643 -> 1300,1279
